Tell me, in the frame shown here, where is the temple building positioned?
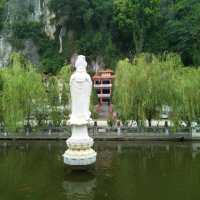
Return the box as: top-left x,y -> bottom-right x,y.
92,69 -> 115,116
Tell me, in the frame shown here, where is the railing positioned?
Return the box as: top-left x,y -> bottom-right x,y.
93,84 -> 112,88
0,125 -> 197,139
97,94 -> 111,97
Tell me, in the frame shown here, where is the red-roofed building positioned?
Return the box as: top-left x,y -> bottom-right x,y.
92,69 -> 115,115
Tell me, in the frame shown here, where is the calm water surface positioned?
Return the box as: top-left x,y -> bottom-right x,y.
0,141 -> 200,200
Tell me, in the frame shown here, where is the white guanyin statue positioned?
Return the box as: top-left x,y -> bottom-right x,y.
63,55 -> 97,166
69,55 -> 92,125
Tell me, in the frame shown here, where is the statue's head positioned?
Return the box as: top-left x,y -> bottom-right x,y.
75,55 -> 87,72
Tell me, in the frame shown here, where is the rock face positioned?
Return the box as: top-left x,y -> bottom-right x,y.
0,0 -> 57,67
5,0 -> 42,24
0,36 -> 12,67
22,39 -> 40,65
63,55 -> 97,166
42,0 -> 56,40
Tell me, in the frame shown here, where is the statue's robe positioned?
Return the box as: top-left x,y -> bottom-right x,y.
69,71 -> 92,125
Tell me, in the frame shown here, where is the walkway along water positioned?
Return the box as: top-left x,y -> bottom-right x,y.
0,124 -> 199,141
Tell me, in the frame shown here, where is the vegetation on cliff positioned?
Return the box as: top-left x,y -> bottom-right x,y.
1,0 -> 200,72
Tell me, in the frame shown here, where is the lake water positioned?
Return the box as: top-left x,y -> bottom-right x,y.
0,141 -> 200,200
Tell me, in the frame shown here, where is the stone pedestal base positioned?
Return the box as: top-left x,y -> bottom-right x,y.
63,149 -> 96,165
63,125 -> 97,166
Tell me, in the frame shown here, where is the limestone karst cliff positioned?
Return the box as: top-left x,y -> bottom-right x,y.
0,0 -> 61,70
1,0 -> 196,73
0,0 -> 116,73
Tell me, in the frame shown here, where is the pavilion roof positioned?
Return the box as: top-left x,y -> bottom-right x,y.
92,68 -> 115,80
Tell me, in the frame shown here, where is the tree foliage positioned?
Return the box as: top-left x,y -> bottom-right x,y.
2,53 -> 47,132
1,0 -> 200,71
114,53 -> 200,127
175,68 -> 200,124
166,0 -> 200,65
113,0 -> 161,54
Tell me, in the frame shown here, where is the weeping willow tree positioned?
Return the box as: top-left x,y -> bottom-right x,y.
113,53 -> 181,127
2,53 -> 47,133
90,87 -> 99,119
113,59 -> 134,123
0,71 -> 4,124
174,68 -> 200,126
47,76 -> 61,126
58,65 -> 72,120
58,65 -> 71,107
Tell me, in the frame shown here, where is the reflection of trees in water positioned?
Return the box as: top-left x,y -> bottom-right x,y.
95,142 -> 176,170
1,141 -> 200,199
133,143 -> 191,171
95,141 -> 200,178
0,142 -> 9,155
192,143 -> 200,158
1,141 -> 200,177
96,150 -> 114,169
95,142 -> 121,170
63,171 -> 96,200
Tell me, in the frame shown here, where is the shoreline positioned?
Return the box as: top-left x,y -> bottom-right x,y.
0,133 -> 200,141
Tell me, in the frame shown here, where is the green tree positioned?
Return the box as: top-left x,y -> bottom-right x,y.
47,76 -> 61,126
2,53 -> 47,133
58,65 -> 72,119
0,71 -> 4,124
174,68 -> 200,126
166,0 -> 200,65
0,0 -> 6,29
90,88 -> 99,119
113,0 -> 161,54
113,53 -> 181,127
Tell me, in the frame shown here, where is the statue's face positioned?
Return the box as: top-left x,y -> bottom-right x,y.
75,55 -> 87,71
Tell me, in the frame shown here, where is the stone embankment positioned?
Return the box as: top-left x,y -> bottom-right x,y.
0,132 -> 199,141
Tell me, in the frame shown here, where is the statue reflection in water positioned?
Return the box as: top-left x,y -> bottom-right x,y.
63,170 -> 96,200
